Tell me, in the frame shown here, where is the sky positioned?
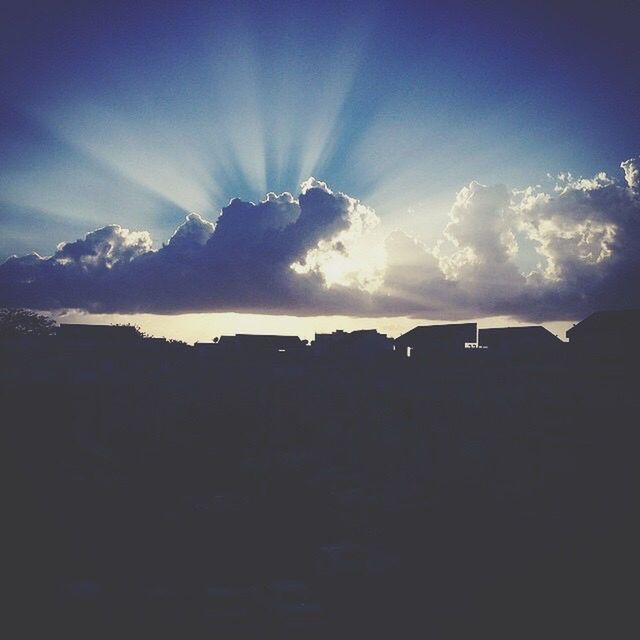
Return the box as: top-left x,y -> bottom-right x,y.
1,0 -> 639,341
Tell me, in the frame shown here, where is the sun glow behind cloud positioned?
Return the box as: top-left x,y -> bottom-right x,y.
2,0 -> 639,331
3,0 -> 633,268
291,178 -> 386,292
6,0 -> 561,262
3,157 -> 639,326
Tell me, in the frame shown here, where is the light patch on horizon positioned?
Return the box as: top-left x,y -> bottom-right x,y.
48,310 -> 571,345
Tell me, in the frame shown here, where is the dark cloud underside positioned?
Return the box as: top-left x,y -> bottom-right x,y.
1,159 -> 639,322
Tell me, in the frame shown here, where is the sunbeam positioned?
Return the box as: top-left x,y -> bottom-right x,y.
1,0 -> 638,323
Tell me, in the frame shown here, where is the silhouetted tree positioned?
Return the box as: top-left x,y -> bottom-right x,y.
0,307 -> 56,338
114,322 -> 147,338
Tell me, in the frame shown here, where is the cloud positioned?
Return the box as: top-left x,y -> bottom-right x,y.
1,158 -> 639,321
53,224 -> 153,268
0,181 -> 374,314
292,182 -> 384,292
621,158 -> 639,190
168,213 -> 215,251
436,181 -> 524,300
512,158 -> 640,318
376,158 -> 640,321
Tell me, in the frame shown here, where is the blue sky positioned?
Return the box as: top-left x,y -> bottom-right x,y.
2,0 -> 638,258
1,0 -> 639,339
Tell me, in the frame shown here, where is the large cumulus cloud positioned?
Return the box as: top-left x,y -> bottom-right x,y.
514,159 -> 640,318
378,157 -> 640,321
0,180 -> 376,314
1,158 -> 639,321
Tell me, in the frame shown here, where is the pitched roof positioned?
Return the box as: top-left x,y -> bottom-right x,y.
479,326 -> 562,342
217,334 -> 307,349
566,309 -> 640,337
396,323 -> 477,345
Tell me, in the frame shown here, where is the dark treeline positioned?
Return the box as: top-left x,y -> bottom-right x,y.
3,311 -> 638,637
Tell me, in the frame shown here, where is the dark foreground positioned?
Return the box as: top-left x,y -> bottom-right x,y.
4,348 -> 637,637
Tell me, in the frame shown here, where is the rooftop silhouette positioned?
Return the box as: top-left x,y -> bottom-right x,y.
2,307 -> 637,635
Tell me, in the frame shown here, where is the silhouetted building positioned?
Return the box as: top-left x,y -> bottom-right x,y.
215,334 -> 308,356
5,307 -> 637,634
194,342 -> 219,354
479,326 -> 564,363
313,329 -> 393,360
566,309 -> 640,357
395,323 -> 477,360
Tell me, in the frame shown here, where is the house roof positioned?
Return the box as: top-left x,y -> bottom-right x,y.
396,323 -> 477,346
479,326 -> 562,343
314,329 -> 388,342
566,309 -> 640,338
217,334 -> 307,349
